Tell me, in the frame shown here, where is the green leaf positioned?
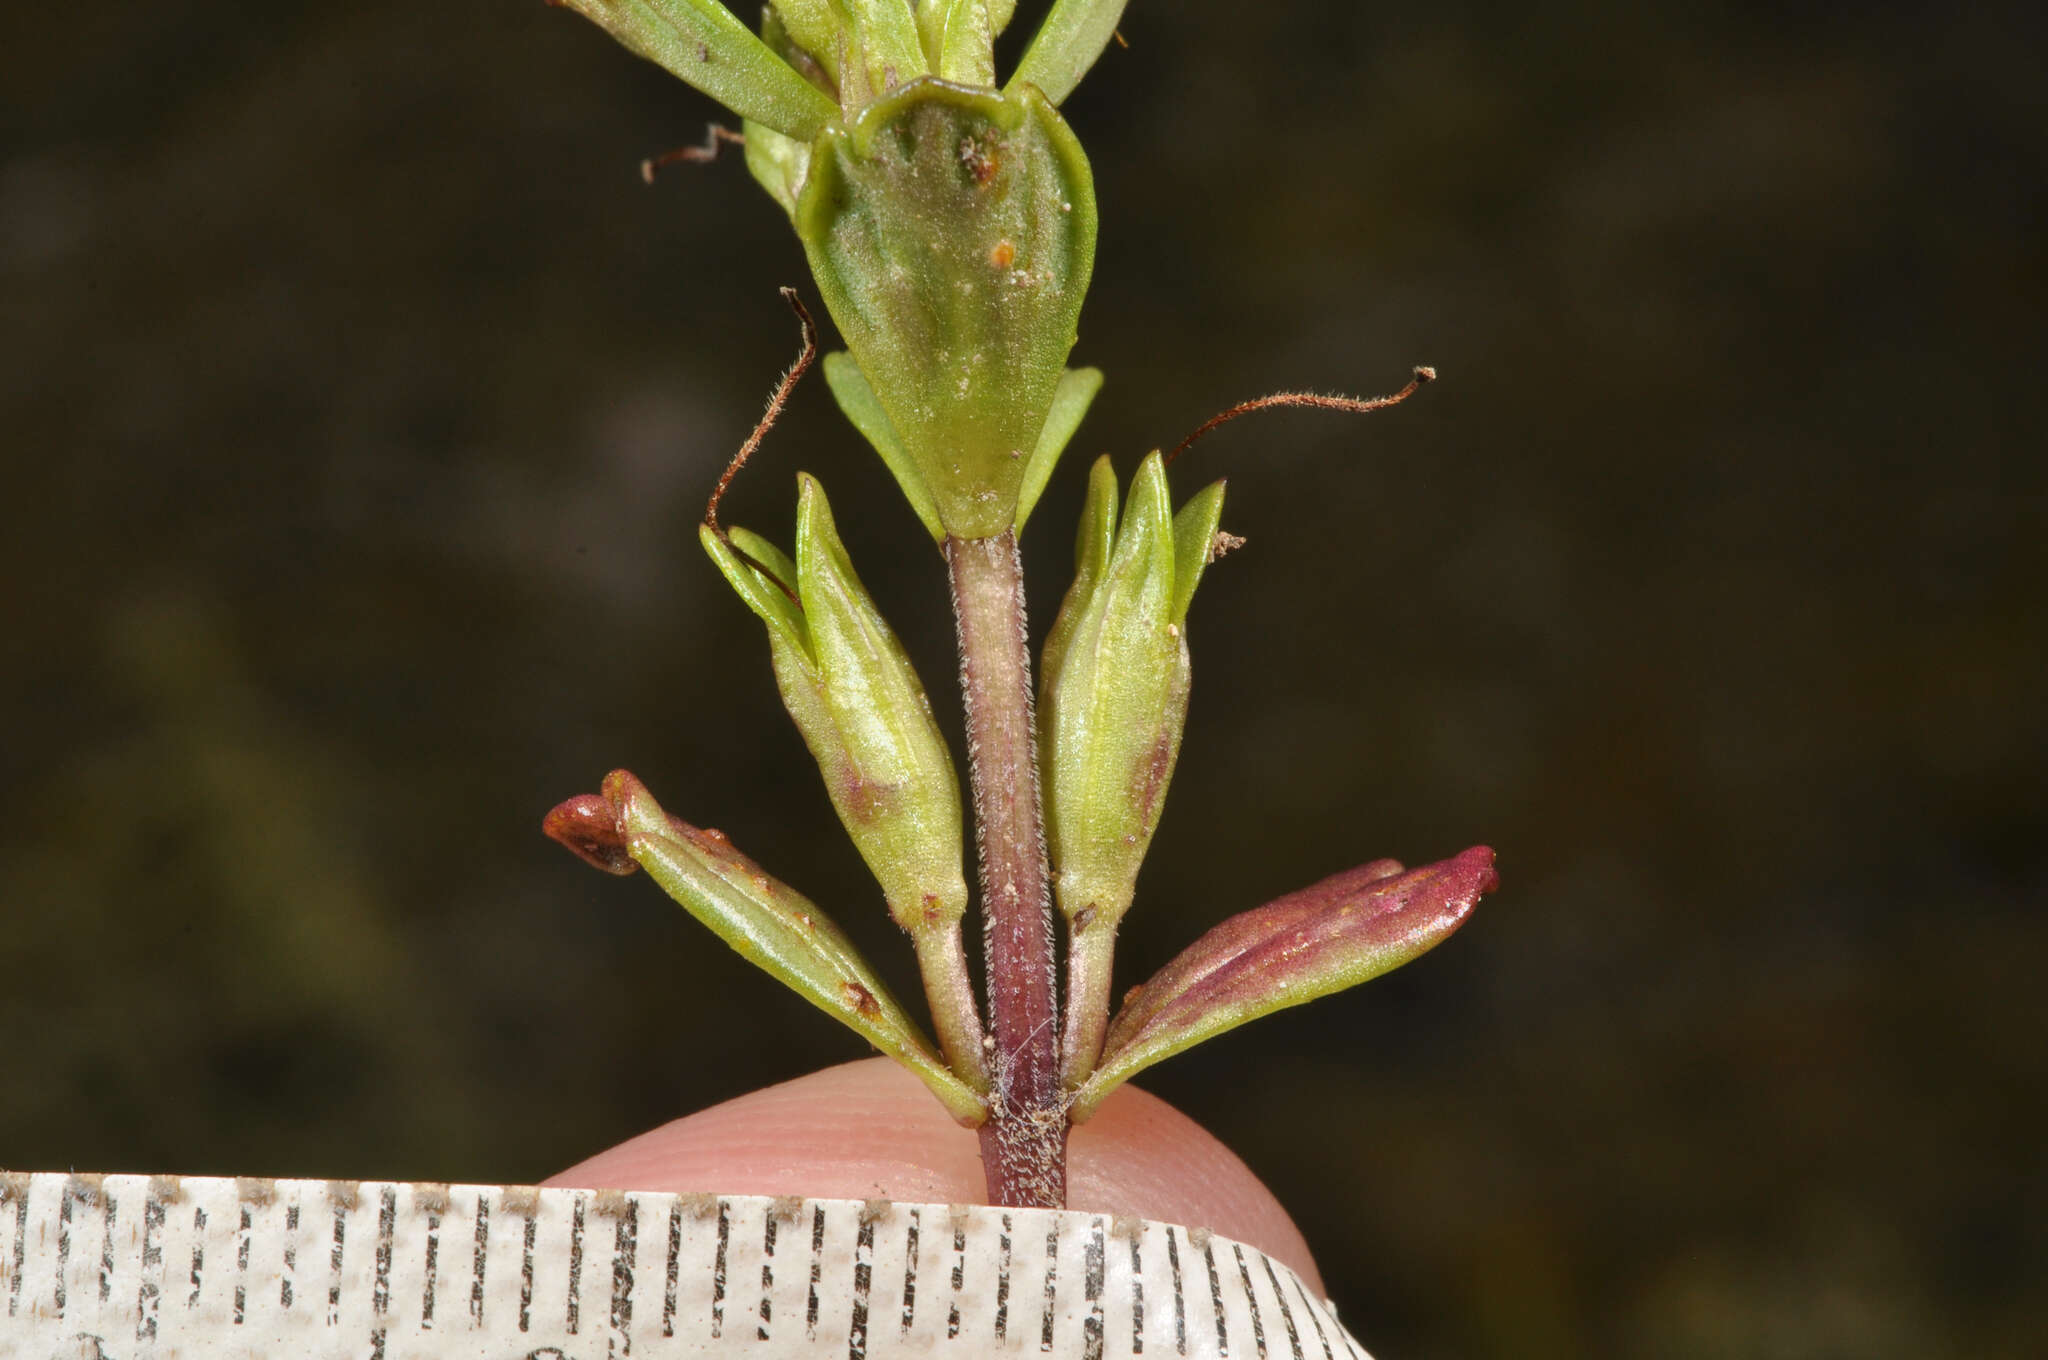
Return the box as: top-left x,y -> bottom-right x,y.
1071,847 -> 1498,1121
1006,0 -> 1129,106
546,771 -> 987,1124
842,0 -> 931,92
796,79 -> 1097,538
917,0 -> 998,86
821,351 -> 946,540
553,0 -> 840,141
1168,477 -> 1227,626
700,522 -> 806,659
1013,366 -> 1105,532
766,0 -> 845,84
1038,452 -> 1117,689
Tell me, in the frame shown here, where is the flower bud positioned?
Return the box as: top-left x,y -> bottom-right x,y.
702,477 -> 987,1081
1039,452 -> 1228,1080
703,476 -> 967,934
795,80 -> 1098,539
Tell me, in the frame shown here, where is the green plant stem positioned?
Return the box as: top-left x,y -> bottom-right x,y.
911,924 -> 990,1091
946,529 -> 1067,1207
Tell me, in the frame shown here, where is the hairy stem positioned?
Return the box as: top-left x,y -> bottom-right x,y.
946,530 -> 1067,1207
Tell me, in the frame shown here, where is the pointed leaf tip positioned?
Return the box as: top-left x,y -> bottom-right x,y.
1072,846 -> 1498,1119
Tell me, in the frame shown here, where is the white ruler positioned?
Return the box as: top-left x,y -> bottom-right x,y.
0,1173 -> 1370,1359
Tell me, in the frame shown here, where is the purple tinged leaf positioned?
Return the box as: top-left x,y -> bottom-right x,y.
1070,847 -> 1498,1121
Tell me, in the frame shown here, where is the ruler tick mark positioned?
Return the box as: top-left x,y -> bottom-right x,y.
759,1204 -> 778,1340
849,1213 -> 875,1360
56,1179 -> 74,1318
567,1195 -> 586,1334
327,1203 -> 346,1325
994,1213 -> 1013,1344
136,1194 -> 165,1341
610,1196 -> 638,1346
900,1205 -> 920,1333
805,1206 -> 824,1339
711,1199 -> 729,1338
1082,1217 -> 1105,1360
469,1196 -> 488,1324
519,1204 -> 537,1333
234,1204 -> 251,1324
948,1223 -> 965,1339
1202,1239 -> 1229,1359
372,1188 -> 395,1317
422,1208 -> 442,1328
1128,1230 -> 1146,1355
1234,1244 -> 1266,1360
282,1201 -> 298,1309
1165,1227 -> 1186,1356
98,1191 -> 118,1305
7,1178 -> 26,1318
1259,1255 -> 1303,1360
187,1204 -> 208,1309
1041,1224 -> 1061,1350
661,1204 -> 681,1338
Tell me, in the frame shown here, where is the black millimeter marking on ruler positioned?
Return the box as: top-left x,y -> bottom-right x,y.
100,1192 -> 118,1305
1165,1226 -> 1186,1356
422,1208 -> 441,1328
328,1202 -> 346,1325
469,1197 -> 488,1324
373,1188 -> 395,1316
1290,1272 -> 1335,1360
188,1204 -> 208,1309
995,1212 -> 1013,1343
138,1194 -> 166,1341
1203,1240 -> 1230,1358
759,1207 -> 778,1340
806,1205 -> 826,1338
948,1223 -> 965,1339
712,1199 -> 731,1338
612,1196 -> 638,1341
567,1195 -> 585,1334
519,1204 -> 536,1333
1234,1244 -> 1267,1360
7,1182 -> 26,1317
849,1213 -> 875,1360
1260,1254 -> 1305,1360
1129,1229 -> 1146,1355
901,1206 -> 920,1332
1083,1217 -> 1106,1360
662,1204 -> 682,1339
235,1204 -> 251,1325
55,1180 -> 74,1317
282,1202 -> 298,1310
1041,1223 -> 1061,1350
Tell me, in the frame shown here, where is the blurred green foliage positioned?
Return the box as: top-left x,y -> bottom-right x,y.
2,2 -> 2042,1354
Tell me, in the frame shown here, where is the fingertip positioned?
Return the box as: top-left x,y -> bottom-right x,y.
544,1059 -> 1322,1293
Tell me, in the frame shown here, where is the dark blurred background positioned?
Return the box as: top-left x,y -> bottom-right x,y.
4,2 -> 2043,1354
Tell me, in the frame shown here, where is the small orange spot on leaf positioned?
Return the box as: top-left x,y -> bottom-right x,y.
841,981 -> 882,1019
